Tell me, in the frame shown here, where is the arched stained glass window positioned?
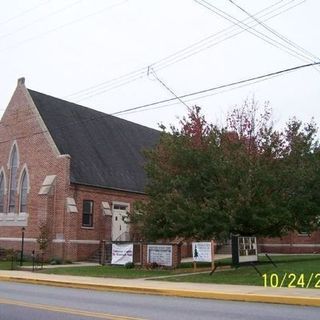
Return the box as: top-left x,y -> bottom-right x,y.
19,170 -> 28,213
0,172 -> 4,212
8,145 -> 18,212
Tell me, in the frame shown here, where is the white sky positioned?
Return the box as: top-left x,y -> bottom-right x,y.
0,0 -> 319,131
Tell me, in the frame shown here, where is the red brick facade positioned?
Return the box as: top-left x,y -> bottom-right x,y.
0,80 -> 146,261
259,231 -> 320,254
1,80 -> 319,262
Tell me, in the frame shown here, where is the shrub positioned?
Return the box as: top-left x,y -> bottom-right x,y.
49,257 -> 63,265
124,262 -> 135,269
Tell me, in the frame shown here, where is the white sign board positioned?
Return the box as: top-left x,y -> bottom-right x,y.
111,243 -> 133,265
192,242 -> 212,262
147,245 -> 172,267
238,237 -> 258,263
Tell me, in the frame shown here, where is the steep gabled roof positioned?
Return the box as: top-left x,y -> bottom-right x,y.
28,89 -> 160,193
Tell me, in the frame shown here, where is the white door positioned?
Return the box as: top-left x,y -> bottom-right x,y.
112,203 -> 129,241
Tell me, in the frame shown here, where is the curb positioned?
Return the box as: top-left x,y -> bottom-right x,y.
0,275 -> 319,307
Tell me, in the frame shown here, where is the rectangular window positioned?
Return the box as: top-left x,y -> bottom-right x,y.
113,204 -> 128,211
82,200 -> 93,227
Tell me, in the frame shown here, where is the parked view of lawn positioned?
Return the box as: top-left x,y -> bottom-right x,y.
39,265 -> 175,278
160,255 -> 320,287
1,255 -> 319,288
0,261 -> 17,270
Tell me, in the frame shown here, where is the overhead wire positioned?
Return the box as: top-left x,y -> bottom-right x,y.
65,0 -> 302,102
0,0 -> 129,53
112,62 -> 320,115
194,0 -> 317,64
0,0 -> 51,26
1,61 -> 318,146
228,0 -> 320,62
119,69 -> 297,116
0,0 -> 83,41
149,68 -> 190,110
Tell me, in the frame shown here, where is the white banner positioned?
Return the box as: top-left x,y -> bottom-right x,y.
111,243 -> 133,265
147,245 -> 172,267
192,242 -> 212,262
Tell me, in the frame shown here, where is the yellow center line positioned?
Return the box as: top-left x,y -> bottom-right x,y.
0,298 -> 147,320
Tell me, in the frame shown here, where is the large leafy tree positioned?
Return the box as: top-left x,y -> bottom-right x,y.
133,102 -> 320,241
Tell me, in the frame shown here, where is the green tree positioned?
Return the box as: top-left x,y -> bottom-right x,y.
132,102 -> 320,241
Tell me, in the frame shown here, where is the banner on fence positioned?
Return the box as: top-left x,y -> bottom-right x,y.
192,242 -> 212,262
147,244 -> 172,267
111,243 -> 133,265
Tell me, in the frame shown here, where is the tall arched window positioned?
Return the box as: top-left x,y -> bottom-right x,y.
0,172 -> 4,212
8,145 -> 18,212
19,170 -> 28,213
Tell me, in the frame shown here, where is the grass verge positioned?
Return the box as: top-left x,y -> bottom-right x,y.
159,255 -> 320,288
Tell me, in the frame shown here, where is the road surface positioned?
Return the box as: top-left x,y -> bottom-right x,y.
0,281 -> 319,320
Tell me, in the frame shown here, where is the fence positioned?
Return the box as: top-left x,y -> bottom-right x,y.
100,241 -> 182,268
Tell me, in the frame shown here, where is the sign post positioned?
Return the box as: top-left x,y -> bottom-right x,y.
211,240 -> 215,271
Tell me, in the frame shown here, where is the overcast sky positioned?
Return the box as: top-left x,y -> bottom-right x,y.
1,0 -> 319,131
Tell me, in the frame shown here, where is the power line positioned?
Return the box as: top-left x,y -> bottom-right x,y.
112,62 -> 320,115
195,0 -> 316,65
0,0 -> 51,26
0,61 -> 318,146
119,68 -> 295,116
65,0 -> 302,101
0,0 -> 83,41
228,0 -> 320,62
0,0 -> 128,53
149,68 -> 190,110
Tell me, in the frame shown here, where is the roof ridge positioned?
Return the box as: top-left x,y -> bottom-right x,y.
27,88 -> 160,133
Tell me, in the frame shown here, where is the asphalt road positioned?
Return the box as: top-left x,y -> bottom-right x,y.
0,281 -> 319,320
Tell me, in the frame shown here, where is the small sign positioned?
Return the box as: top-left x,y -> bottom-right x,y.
238,236 -> 258,263
111,243 -> 133,265
192,242 -> 212,262
147,245 -> 172,267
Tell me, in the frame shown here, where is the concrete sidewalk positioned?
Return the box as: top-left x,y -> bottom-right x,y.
0,270 -> 319,307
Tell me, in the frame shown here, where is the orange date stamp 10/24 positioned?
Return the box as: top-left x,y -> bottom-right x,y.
262,273 -> 320,288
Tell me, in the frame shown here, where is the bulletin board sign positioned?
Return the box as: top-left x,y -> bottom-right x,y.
192,242 -> 212,262
232,235 -> 258,265
147,245 -> 173,267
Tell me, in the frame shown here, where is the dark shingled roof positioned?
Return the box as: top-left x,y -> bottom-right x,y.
28,89 -> 160,193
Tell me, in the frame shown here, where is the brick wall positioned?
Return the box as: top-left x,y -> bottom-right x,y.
65,183 -> 146,261
0,80 -> 70,260
259,231 -> 320,254
142,243 -> 181,268
0,80 -> 147,262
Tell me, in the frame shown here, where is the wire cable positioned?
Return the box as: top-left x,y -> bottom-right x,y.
68,0 -> 303,102
112,62 -> 320,115
0,0 -> 83,41
0,0 -> 51,26
0,61 -> 318,146
228,0 -> 320,62
195,0 -> 315,64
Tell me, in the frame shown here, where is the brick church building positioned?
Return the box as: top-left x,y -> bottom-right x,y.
0,78 -> 159,261
1,78 -> 319,262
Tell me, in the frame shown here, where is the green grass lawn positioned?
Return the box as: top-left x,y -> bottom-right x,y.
39,265 -> 175,279
160,255 -> 320,288
0,260 -> 33,270
2,255 -> 319,288
0,260 -> 17,270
